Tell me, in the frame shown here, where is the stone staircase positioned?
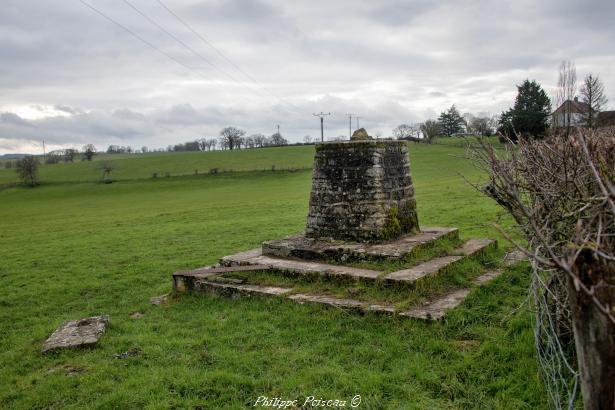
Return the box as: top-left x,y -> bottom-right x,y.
172,228 -> 524,321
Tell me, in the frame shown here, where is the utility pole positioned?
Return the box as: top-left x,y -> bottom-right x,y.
312,112 -> 331,142
276,124 -> 280,136
345,114 -> 354,139
355,116 -> 362,129
42,140 -> 46,163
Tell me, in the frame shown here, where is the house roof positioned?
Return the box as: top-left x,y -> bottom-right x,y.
597,111 -> 615,127
552,99 -> 590,115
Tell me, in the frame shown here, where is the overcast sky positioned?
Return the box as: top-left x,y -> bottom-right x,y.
1,0 -> 614,154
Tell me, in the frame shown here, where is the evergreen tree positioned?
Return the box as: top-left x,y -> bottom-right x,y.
438,105 -> 465,136
497,109 -> 514,137
499,79 -> 551,139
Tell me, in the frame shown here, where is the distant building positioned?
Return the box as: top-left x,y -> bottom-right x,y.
551,97 -> 590,127
596,110 -> 615,128
552,98 -> 615,129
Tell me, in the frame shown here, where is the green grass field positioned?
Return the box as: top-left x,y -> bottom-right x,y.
0,141 -> 547,409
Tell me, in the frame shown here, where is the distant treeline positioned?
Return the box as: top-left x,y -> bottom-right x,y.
107,126 -> 317,154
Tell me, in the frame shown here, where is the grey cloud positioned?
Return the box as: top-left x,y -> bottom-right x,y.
367,0 -> 441,26
1,113 -> 34,127
0,0 -> 614,154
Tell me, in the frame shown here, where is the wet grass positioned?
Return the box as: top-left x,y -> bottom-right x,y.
0,141 -> 547,409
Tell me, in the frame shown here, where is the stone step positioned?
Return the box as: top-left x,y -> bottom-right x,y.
219,238 -> 496,286
261,227 -> 459,262
288,294 -> 397,314
399,289 -> 471,320
194,280 -> 292,299
384,255 -> 464,283
456,238 -> 497,257
220,248 -> 262,266
180,266 -> 506,320
236,253 -> 382,281
399,267 -> 504,320
384,238 -> 496,285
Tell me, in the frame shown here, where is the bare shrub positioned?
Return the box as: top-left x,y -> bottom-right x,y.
471,128 -> 615,409
15,156 -> 40,186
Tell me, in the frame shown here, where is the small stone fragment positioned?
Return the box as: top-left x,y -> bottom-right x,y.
113,347 -> 142,359
503,250 -> 527,266
129,311 -> 144,319
46,364 -> 87,376
149,294 -> 168,305
42,315 -> 109,353
347,287 -> 363,297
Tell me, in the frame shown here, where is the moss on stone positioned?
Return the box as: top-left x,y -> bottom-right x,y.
397,200 -> 420,234
381,205 -> 402,239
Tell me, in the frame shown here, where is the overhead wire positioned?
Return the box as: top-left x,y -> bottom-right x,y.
153,0 -> 302,112
79,0 -> 273,105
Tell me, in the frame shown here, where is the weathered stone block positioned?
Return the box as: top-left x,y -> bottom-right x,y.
306,139 -> 419,242
42,315 -> 109,353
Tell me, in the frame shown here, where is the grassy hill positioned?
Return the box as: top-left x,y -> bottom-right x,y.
0,141 -> 547,408
0,146 -> 315,185
0,137 -> 499,186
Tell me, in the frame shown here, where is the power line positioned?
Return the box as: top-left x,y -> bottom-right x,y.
345,113 -> 354,139
78,0 -> 270,105
154,0 -> 301,112
155,0 -> 259,86
312,112 -> 331,142
120,0 -> 255,89
78,0 -> 214,82
78,0 -> 306,139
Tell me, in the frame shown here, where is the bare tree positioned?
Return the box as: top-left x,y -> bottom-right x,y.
270,132 -> 288,146
472,128 -> 615,409
303,135 -> 313,144
219,127 -> 245,150
64,148 -> 78,162
555,60 -> 577,132
420,119 -> 441,143
580,74 -> 608,129
250,133 -> 266,148
244,135 -> 255,149
392,124 -> 414,140
468,117 -> 493,136
15,156 -> 39,186
45,151 -> 62,164
82,144 -> 97,161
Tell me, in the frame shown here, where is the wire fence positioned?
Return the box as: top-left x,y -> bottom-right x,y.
530,259 -> 580,409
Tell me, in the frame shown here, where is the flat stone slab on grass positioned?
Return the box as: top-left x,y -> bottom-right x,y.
262,227 -> 459,261
42,315 -> 109,353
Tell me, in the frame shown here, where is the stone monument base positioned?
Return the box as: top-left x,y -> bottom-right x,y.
262,227 -> 458,262
172,225 -> 506,320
